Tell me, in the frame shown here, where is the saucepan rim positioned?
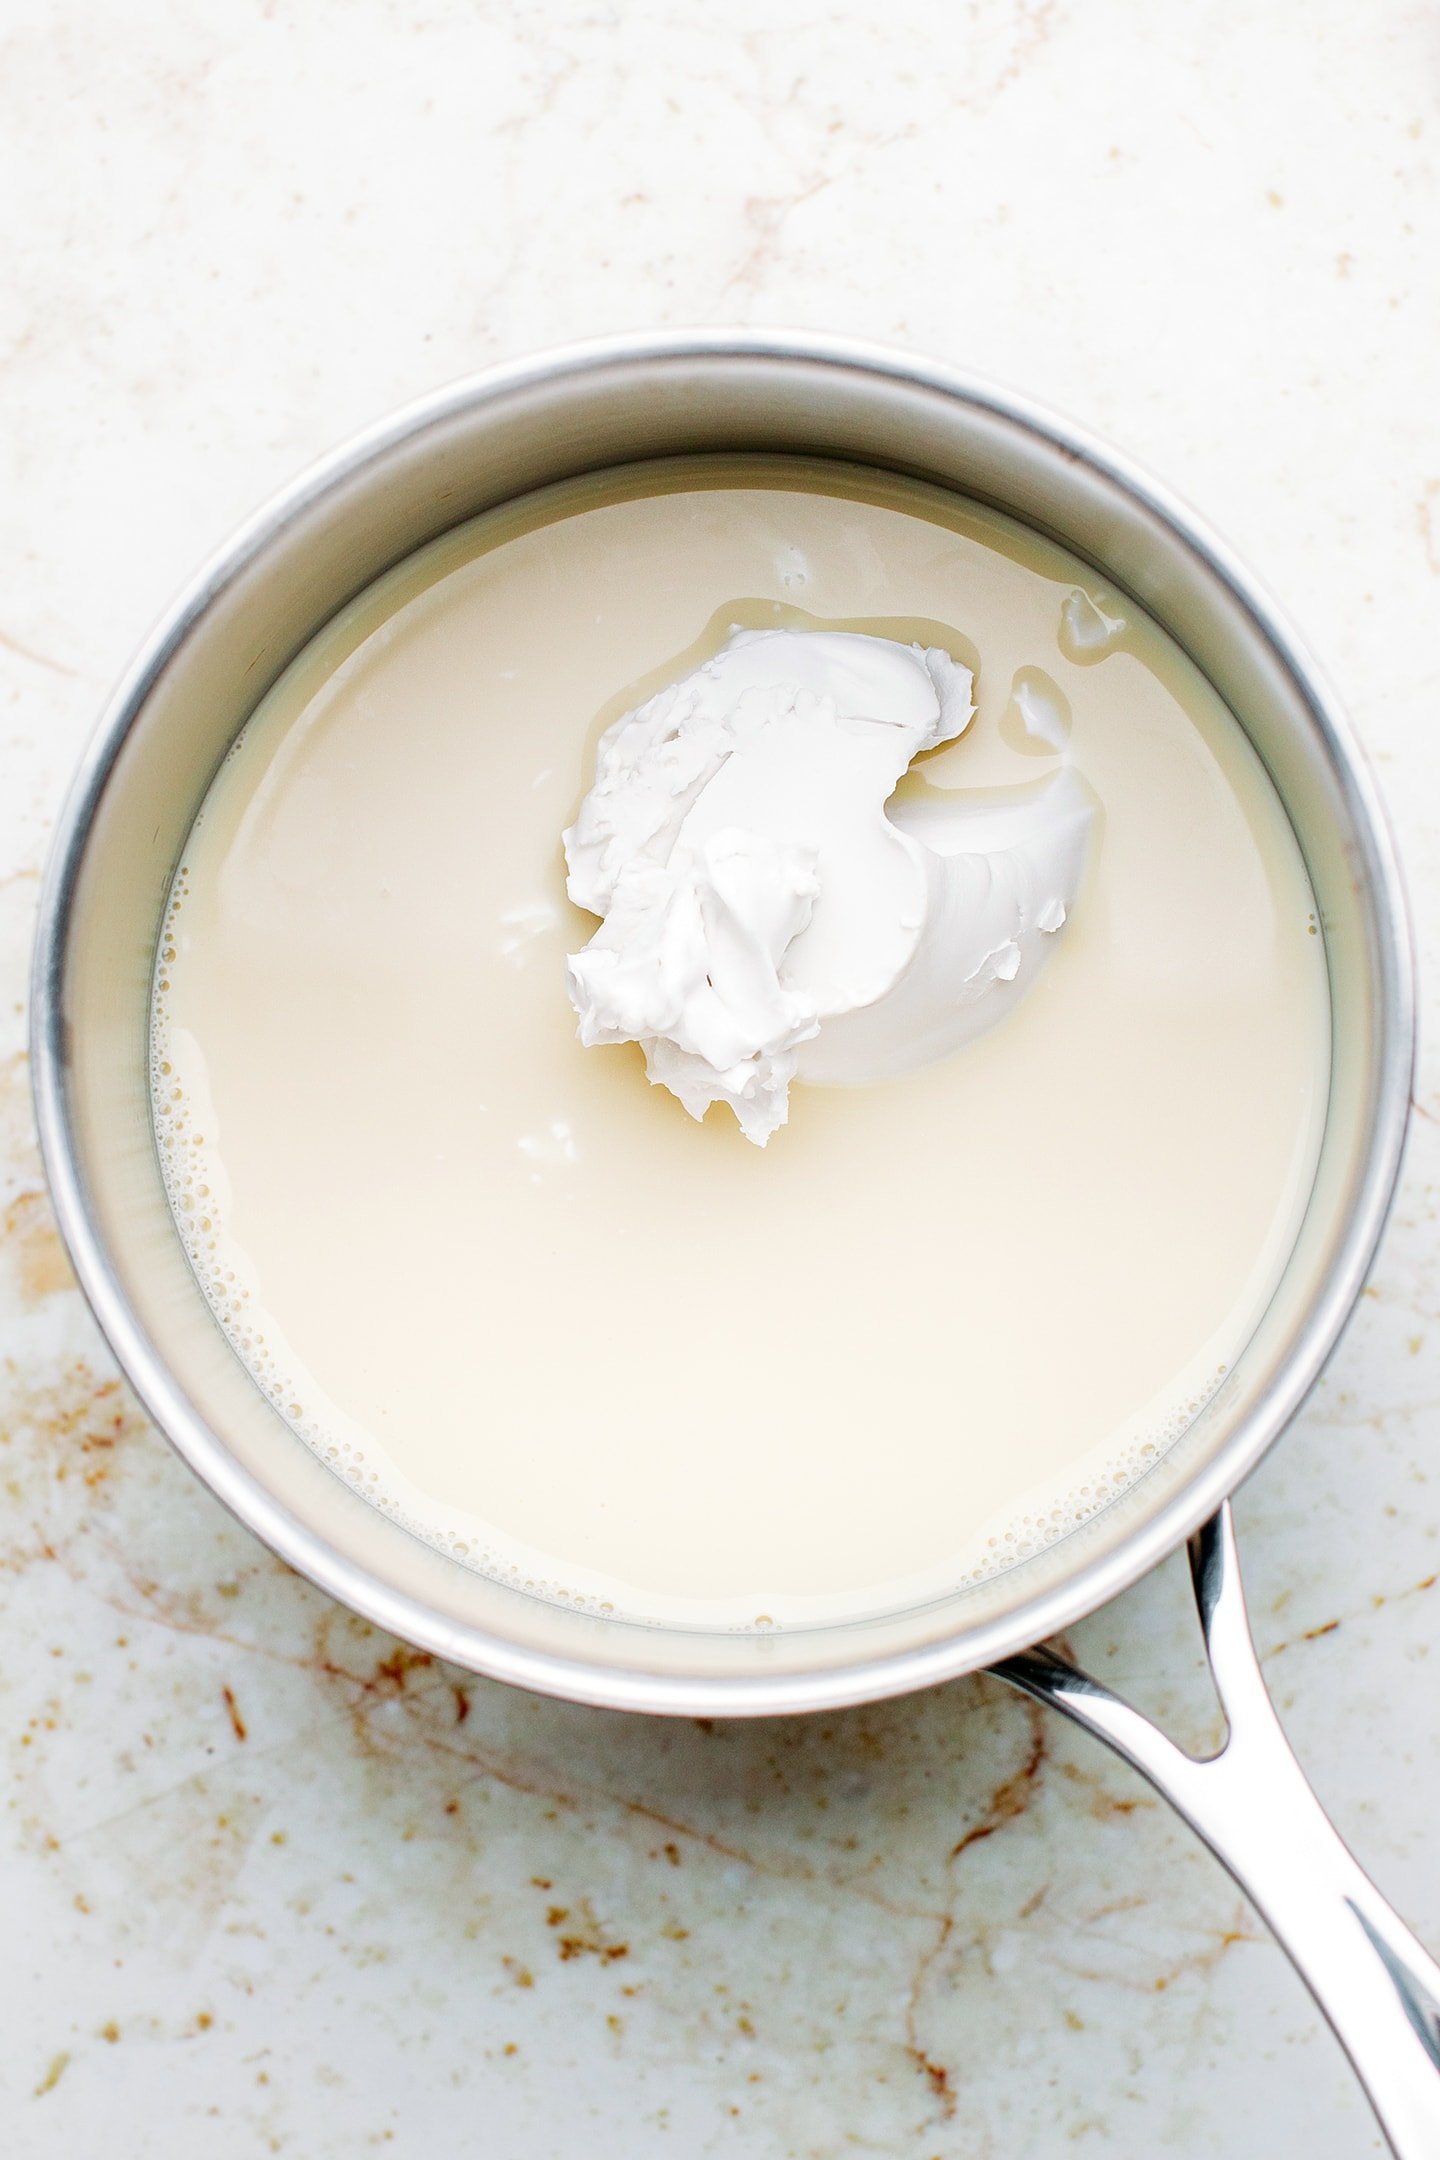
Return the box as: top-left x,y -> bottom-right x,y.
29,329 -> 1416,1716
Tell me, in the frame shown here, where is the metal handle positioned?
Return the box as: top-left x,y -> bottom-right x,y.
992,1504 -> 1440,2159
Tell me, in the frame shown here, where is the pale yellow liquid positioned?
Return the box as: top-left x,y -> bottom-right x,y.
151,459 -> 1330,1629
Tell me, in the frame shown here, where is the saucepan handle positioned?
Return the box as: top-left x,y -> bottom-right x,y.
991,1504 -> 1440,2160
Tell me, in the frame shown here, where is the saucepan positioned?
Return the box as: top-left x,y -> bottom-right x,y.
30,332 -> 1440,2152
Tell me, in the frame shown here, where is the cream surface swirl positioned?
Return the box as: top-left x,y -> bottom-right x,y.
564,627 -> 1093,1142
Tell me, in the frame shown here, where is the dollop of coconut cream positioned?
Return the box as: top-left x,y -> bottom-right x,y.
563,628 -> 1092,1144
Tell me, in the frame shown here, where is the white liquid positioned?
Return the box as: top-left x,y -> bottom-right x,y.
151,459 -> 1330,1629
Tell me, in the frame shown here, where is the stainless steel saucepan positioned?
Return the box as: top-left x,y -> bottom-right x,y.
30,332 -> 1440,2152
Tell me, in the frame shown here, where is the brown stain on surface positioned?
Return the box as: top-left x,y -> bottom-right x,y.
1,1363 -> 146,1573
1059,1759 -> 1155,1820
0,1108 -> 1198,2133
979,0 -> 1057,107
371,1645 -> 435,1692
544,1893 -> 630,1966
903,1912 -> 956,2116
0,626 -> 75,675
1267,1569 -> 1437,1658
950,1707 -> 1048,1858
903,1699 -> 1052,2122
1420,481 -> 1440,576
0,1383 -> 1173,2141
0,1055 -> 74,1307
33,2050 -> 70,2097
3,1189 -> 74,1305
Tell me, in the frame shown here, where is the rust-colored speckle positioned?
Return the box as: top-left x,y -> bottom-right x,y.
547,1894 -> 630,1965
222,1685 -> 248,1741
374,1646 -> 434,1692
34,2050 -> 70,2096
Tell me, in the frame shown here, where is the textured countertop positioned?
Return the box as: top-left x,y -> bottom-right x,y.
3,4 -> 1439,2153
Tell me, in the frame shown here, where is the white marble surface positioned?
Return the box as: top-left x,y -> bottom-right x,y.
3,3 -> 1439,2151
